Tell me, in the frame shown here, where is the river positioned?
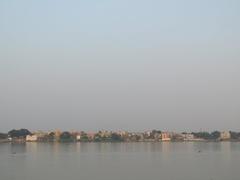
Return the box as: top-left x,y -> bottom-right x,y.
0,142 -> 240,180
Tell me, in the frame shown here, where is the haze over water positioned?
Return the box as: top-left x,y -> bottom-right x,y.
1,0 -> 240,132
1,142 -> 240,180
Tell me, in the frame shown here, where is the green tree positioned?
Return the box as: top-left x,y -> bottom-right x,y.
192,132 -> 211,140
93,133 -> 102,142
8,129 -> 31,138
211,131 -> 220,140
110,133 -> 123,142
230,131 -> 240,139
59,132 -> 74,142
80,132 -> 89,142
0,133 -> 8,139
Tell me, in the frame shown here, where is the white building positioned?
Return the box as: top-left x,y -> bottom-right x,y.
26,135 -> 38,142
182,133 -> 195,141
220,131 -> 231,140
161,132 -> 171,141
76,135 -> 81,141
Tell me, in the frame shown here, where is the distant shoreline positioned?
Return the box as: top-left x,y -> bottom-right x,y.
1,139 -> 240,144
2,129 -> 240,143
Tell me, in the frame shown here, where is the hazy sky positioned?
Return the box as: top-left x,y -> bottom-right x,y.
0,0 -> 240,132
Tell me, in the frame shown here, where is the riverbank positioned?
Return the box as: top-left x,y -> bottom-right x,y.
0,139 -> 10,143
1,139 -> 240,144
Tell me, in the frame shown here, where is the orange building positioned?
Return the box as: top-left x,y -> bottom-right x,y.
161,132 -> 171,141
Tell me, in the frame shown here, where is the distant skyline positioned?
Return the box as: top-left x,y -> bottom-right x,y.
0,0 -> 240,132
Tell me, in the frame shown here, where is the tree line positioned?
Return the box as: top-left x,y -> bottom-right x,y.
1,129 -> 240,142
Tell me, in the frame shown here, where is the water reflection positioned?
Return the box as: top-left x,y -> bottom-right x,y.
10,143 -> 26,154
1,142 -> 240,180
10,142 -> 240,155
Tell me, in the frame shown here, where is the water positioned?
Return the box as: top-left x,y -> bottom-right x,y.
0,142 -> 240,180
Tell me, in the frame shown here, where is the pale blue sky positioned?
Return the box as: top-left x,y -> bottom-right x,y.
0,0 -> 240,132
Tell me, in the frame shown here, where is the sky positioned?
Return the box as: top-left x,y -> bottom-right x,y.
0,0 -> 240,132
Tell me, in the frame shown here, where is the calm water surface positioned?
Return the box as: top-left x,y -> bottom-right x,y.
0,142 -> 240,180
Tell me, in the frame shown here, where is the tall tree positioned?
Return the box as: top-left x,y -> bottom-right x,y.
8,129 -> 31,138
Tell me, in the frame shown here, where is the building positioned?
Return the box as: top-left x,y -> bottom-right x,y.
100,131 -> 111,138
146,131 -> 151,137
76,134 -> 81,141
118,131 -> 127,137
26,135 -> 38,142
182,133 -> 195,141
54,130 -> 62,141
161,132 -> 171,141
87,133 -> 95,140
154,133 -> 161,141
220,131 -> 231,140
